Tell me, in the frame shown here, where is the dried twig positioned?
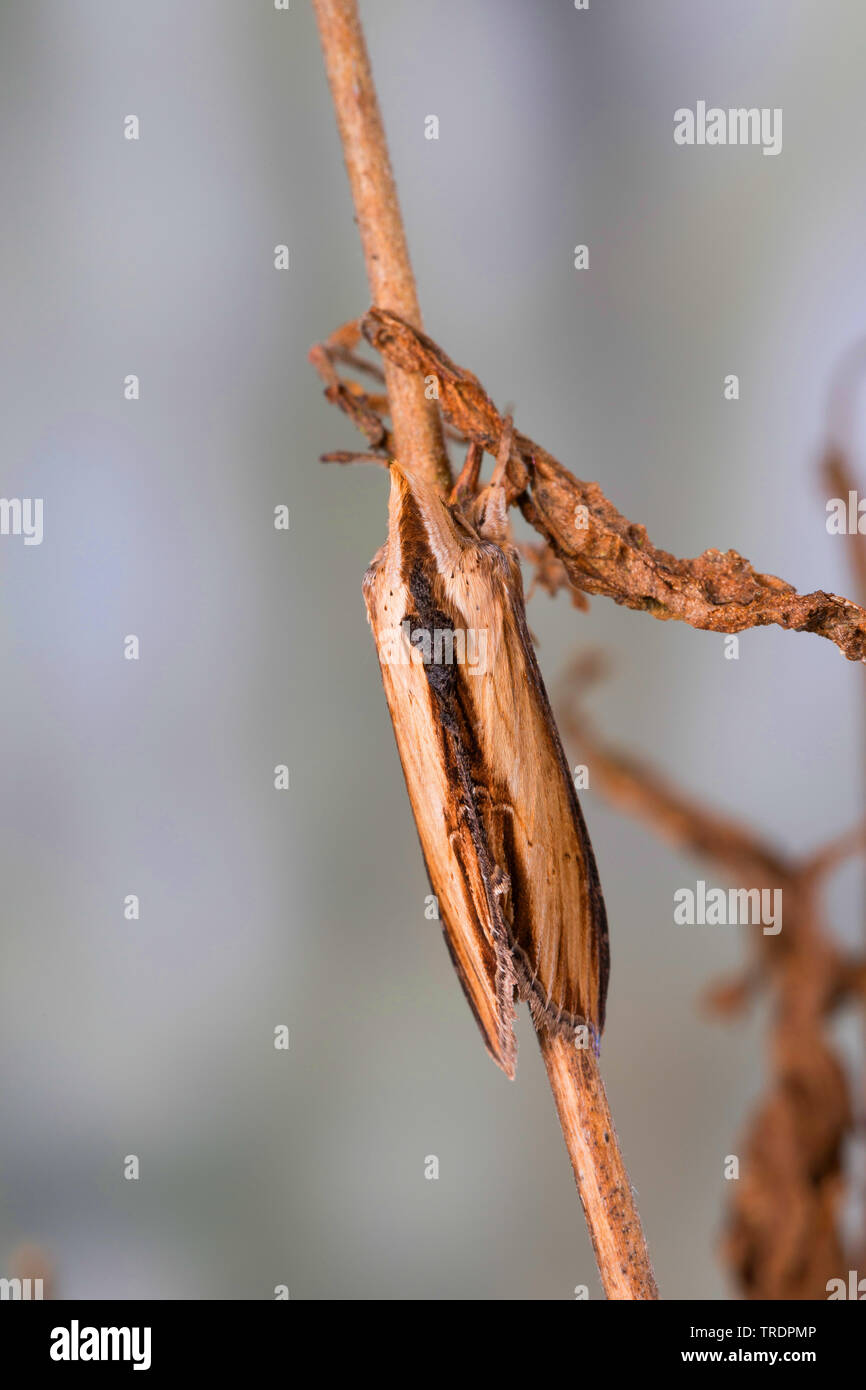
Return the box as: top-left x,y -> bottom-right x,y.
315,311 -> 866,666
311,1 -> 449,493
312,0 -> 657,1298
540,1034 -> 659,1299
360,307 -> 866,663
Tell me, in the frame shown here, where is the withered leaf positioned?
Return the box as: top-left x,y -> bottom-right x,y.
360,307 -> 866,663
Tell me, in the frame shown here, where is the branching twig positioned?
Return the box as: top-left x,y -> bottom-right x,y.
360,307 -> 866,663
314,310 -> 866,664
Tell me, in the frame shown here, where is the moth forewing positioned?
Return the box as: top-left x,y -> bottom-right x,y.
363,463 -> 609,1076
363,469 -> 518,1075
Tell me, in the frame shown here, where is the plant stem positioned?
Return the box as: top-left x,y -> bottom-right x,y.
540,1033 -> 658,1299
312,0 -> 450,493
313,0 -> 658,1299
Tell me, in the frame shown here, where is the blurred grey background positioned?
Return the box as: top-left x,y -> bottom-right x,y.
1,0 -> 864,1300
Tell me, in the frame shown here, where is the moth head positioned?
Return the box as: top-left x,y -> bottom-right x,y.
385,460 -> 473,583
388,459 -> 512,559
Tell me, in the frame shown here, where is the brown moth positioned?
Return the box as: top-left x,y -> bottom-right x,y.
363,458 -> 609,1078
